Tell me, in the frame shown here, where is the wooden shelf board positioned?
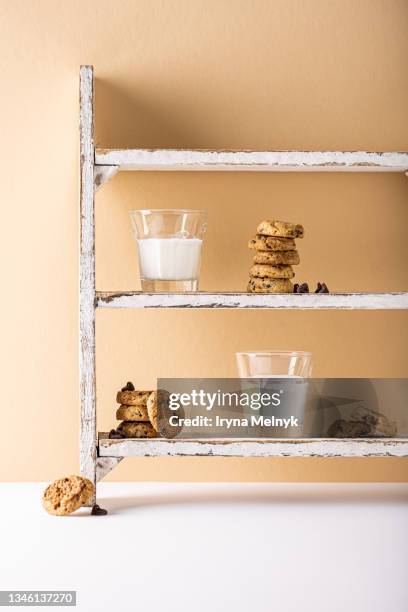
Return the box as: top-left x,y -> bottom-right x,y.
98,435 -> 408,458
94,149 -> 408,172
95,291 -> 408,310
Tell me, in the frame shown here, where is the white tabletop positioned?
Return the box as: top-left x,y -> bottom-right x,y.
1,482 -> 407,612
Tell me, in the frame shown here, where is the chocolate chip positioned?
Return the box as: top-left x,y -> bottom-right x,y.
108,429 -> 125,439
315,282 -> 329,294
121,381 -> 135,391
91,504 -> 108,516
294,283 -> 309,293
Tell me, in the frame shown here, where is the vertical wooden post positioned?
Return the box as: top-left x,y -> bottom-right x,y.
79,65 -> 96,504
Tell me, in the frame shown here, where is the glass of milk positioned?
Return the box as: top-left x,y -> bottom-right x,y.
236,351 -> 312,437
130,209 -> 207,292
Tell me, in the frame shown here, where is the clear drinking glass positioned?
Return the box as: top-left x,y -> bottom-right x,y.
236,351 -> 313,378
236,351 -> 313,437
130,209 -> 207,292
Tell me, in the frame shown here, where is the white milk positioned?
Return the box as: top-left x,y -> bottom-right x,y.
137,238 -> 203,280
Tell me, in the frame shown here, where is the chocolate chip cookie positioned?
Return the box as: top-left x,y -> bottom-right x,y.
116,405 -> 150,421
247,278 -> 294,293
147,390 -> 183,438
42,475 -> 94,516
253,250 -> 299,265
250,264 -> 295,279
116,390 -> 152,406
248,235 -> 296,252
117,421 -> 157,438
256,219 -> 304,238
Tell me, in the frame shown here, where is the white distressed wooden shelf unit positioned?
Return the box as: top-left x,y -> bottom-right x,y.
79,66 -> 408,504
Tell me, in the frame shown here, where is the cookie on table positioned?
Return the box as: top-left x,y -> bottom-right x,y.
250,264 -> 295,279
256,220 -> 304,239
42,475 -> 94,516
247,278 -> 294,293
253,250 -> 299,266
116,405 -> 149,422
248,235 -> 296,252
147,390 -> 183,438
116,389 -> 152,406
117,420 -> 157,438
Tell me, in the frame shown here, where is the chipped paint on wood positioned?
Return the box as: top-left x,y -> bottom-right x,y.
95,149 -> 408,172
94,165 -> 119,191
98,436 -> 408,458
95,291 -> 408,310
96,457 -> 123,482
79,65 -> 97,505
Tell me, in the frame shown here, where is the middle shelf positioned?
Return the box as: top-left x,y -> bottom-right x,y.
95,291 -> 408,310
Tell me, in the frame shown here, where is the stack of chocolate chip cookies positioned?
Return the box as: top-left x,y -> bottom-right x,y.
110,383 -> 182,439
113,382 -> 157,438
248,219 -> 304,293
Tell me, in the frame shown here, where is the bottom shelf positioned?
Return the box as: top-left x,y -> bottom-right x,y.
98,435 -> 408,458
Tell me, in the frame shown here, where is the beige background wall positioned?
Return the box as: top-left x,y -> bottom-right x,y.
1,0 -> 408,481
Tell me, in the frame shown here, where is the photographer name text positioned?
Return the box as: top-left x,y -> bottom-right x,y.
169,415 -> 299,429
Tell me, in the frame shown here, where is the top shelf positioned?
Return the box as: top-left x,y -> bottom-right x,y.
95,149 -> 408,173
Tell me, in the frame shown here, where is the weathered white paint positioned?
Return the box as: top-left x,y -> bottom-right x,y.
79,65 -> 97,505
95,149 -> 408,172
98,437 -> 408,458
96,457 -> 123,482
94,165 -> 119,191
78,67 -> 408,505
96,291 -> 408,310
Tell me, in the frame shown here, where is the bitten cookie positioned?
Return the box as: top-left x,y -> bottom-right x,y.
248,235 -> 296,252
116,390 -> 152,406
147,390 -> 183,438
117,421 -> 157,438
116,405 -> 150,421
256,220 -> 304,238
42,475 -> 94,516
247,278 -> 294,293
250,264 -> 295,279
253,250 -> 299,265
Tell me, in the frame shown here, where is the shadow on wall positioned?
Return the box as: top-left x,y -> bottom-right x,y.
94,77 -> 215,150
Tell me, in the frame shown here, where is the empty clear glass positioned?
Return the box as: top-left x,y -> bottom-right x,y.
236,351 -> 313,436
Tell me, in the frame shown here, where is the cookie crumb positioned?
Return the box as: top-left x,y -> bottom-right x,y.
121,381 -> 135,391
108,428 -> 125,439
315,282 -> 329,293
91,504 -> 108,516
294,282 -> 309,293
